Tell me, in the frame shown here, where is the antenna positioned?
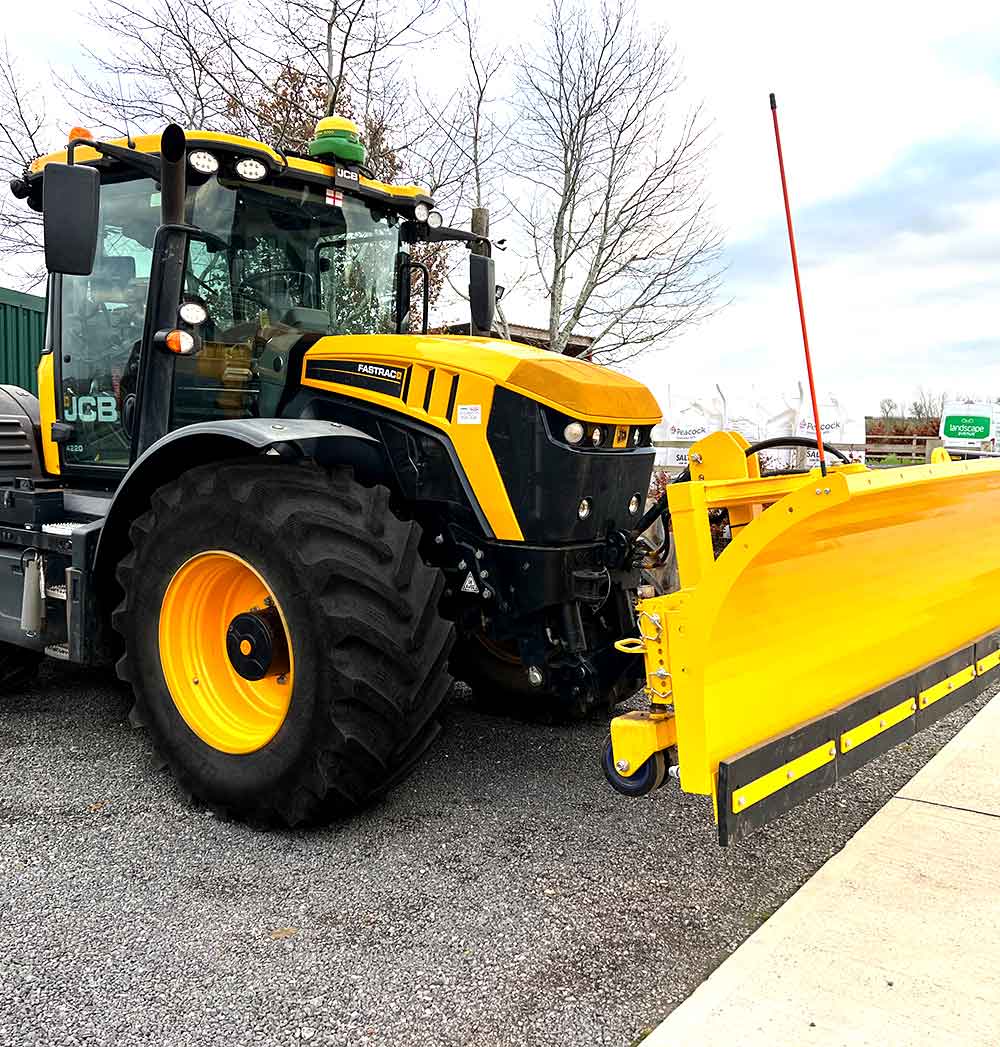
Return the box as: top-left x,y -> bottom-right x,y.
769,92 -> 827,476
117,71 -> 135,149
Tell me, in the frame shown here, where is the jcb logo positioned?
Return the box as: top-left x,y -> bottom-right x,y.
65,395 -> 119,423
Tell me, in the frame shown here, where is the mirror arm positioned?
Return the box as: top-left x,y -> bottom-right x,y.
91,141 -> 162,179
402,223 -> 491,255
63,137 -> 168,181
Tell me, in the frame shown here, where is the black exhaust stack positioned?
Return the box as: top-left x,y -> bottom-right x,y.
159,123 -> 187,226
133,124 -> 189,459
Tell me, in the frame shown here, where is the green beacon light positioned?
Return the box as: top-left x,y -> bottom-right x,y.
308,116 -> 367,165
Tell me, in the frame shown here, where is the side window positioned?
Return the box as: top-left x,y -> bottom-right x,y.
184,239 -> 235,331
59,178 -> 157,468
171,237 -> 260,429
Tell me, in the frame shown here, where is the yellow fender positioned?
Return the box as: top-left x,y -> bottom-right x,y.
609,432 -> 1000,843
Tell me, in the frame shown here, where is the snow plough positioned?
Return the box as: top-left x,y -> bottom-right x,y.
3,119 -> 660,824
605,430 -> 1000,843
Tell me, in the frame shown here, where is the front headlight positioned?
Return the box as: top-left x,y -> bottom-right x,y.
564,421 -> 585,444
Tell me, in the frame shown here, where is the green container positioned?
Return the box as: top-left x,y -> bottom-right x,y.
0,286 -> 44,395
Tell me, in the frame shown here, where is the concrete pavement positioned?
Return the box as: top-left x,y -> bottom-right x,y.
644,695 -> 1000,1047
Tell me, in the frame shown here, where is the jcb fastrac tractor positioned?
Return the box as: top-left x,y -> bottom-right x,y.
4,119 -> 663,824
10,118 -> 995,841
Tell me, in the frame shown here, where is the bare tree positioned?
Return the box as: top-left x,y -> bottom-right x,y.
266,0 -> 437,120
512,0 -> 721,362
403,0 -> 516,333
67,0 -> 249,134
406,0 -> 508,218
74,0 -> 438,158
879,397 -> 897,419
910,388 -> 946,422
0,41 -> 50,287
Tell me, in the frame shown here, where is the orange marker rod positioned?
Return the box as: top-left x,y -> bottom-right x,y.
770,92 -> 827,476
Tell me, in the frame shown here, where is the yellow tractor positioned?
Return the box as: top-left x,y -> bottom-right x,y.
9,117 -> 992,839
5,119 -> 661,824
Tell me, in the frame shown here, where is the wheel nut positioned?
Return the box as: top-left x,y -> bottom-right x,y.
615,758 -> 630,773
526,666 -> 544,687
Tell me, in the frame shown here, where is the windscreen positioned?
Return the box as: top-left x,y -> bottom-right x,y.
185,177 -> 402,337
171,175 -> 405,431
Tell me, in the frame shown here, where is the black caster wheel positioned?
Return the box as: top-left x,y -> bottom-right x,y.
601,735 -> 667,797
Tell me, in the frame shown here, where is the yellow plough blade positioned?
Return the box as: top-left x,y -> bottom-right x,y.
609,432 -> 1000,844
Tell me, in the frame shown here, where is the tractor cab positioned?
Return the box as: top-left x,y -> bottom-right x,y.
18,121 -> 490,481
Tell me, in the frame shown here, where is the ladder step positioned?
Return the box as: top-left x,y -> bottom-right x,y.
44,643 -> 70,661
46,583 -> 67,600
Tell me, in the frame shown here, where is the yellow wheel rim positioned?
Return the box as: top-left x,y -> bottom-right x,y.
158,550 -> 294,754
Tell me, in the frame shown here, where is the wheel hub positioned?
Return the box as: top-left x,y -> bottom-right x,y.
158,550 -> 295,754
226,607 -> 288,681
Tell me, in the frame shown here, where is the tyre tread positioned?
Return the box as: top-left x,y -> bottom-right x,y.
114,458 -> 453,826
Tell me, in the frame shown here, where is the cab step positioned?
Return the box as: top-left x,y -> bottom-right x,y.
46,583 -> 67,601
44,643 -> 70,660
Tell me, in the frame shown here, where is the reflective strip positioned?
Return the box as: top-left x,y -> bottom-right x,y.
918,664 -> 976,710
840,696 -> 916,753
976,648 -> 1000,676
731,740 -> 835,815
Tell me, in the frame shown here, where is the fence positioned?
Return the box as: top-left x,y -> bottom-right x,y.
865,434 -> 940,464
654,434 -> 952,472
0,287 -> 45,395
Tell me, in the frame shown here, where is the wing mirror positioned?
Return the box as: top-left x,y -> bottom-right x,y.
42,164 -> 100,275
469,253 -> 495,333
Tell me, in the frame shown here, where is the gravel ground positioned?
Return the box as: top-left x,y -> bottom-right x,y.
1,663 -> 993,1047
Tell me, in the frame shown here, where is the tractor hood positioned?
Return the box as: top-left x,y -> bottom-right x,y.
301,334 -> 662,425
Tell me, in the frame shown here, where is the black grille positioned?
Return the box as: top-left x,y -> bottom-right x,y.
0,419 -> 35,471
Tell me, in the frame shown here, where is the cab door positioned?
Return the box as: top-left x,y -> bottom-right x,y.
54,176 -> 158,474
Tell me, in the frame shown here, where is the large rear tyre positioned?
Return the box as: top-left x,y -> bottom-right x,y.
114,460 -> 454,826
0,642 -> 42,692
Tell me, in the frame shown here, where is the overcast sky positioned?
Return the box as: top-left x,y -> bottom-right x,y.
6,0 -> 1000,415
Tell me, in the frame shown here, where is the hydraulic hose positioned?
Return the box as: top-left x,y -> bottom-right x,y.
744,436 -> 850,464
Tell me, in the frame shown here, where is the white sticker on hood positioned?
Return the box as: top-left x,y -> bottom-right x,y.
457,404 -> 482,425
